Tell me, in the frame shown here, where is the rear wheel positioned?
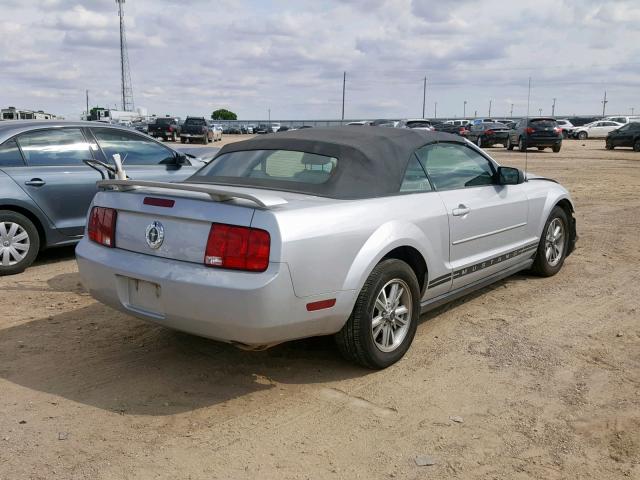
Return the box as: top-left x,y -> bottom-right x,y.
532,207 -> 569,277
180,137 -> 186,144
605,139 -> 613,150
634,139 -> 640,152
552,144 -> 561,153
0,210 -> 40,276
578,131 -> 588,140
335,259 -> 420,369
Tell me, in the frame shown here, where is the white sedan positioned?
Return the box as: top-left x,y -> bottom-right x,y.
572,121 -> 624,139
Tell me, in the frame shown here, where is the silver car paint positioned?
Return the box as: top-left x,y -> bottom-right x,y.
76,151 -> 574,346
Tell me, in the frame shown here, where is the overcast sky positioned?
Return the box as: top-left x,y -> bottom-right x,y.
1,0 -> 639,120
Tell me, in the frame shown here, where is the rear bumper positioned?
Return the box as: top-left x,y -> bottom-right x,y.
180,133 -> 205,138
523,137 -> 562,147
75,240 -> 354,345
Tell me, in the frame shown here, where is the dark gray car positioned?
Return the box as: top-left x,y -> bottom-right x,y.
0,121 -> 204,275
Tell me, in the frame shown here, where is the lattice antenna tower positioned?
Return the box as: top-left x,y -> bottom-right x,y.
116,0 -> 134,111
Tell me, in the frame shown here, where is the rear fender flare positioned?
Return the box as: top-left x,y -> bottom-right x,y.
341,220 -> 434,295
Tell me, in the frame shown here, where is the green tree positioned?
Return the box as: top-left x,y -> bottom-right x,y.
211,109 -> 237,120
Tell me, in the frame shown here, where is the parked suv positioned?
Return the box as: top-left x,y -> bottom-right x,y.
506,118 -> 562,152
0,121 -> 204,275
606,121 -> 640,151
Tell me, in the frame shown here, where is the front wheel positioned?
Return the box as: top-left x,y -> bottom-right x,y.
531,207 -> 570,277
605,140 -> 613,150
0,210 -> 40,276
552,145 -> 561,153
634,139 -> 640,152
506,136 -> 514,150
519,137 -> 526,152
578,131 -> 588,140
335,259 -> 420,369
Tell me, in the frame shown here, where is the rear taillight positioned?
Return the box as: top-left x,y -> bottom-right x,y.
204,223 -> 270,272
88,206 -> 117,248
554,127 -> 562,135
485,129 -> 494,135
168,125 -> 174,132
525,127 -> 535,135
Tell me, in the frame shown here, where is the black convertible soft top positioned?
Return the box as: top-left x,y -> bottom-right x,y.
191,126 -> 465,199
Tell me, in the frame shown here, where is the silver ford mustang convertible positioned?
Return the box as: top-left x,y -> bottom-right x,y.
76,127 -> 577,369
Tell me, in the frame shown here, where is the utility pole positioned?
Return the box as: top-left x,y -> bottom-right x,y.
488,99 -> 492,117
422,76 -> 427,118
463,100 -> 467,118
538,108 -> 542,116
474,110 -> 477,119
510,103 -> 514,118
268,108 -> 271,126
552,98 -> 556,117
631,107 -> 635,115
85,89 -> 89,119
341,71 -> 346,122
601,91 -> 608,117
434,101 -> 437,119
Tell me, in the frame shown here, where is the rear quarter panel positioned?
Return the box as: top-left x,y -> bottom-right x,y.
253,193 -> 450,299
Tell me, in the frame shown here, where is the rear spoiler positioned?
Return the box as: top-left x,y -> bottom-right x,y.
97,180 -> 288,208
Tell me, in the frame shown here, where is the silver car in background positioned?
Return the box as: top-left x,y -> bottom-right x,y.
76,127 -> 577,369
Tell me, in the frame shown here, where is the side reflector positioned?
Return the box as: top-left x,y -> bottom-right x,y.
306,299 -> 336,311
144,197 -> 175,208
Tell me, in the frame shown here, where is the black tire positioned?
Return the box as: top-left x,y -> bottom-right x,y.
634,139 -> 640,152
531,206 -> 570,277
605,140 -> 613,150
519,137 -> 526,152
0,210 -> 40,276
506,136 -> 514,150
578,131 -> 587,140
180,137 -> 186,144
552,145 -> 561,153
203,133 -> 208,145
335,259 -> 420,369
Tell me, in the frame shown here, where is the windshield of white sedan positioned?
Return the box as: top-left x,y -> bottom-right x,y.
193,150 -> 338,185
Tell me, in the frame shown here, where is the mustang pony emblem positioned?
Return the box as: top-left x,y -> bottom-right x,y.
145,221 -> 164,249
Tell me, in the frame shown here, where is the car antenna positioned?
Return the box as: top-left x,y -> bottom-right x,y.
525,76 -> 531,181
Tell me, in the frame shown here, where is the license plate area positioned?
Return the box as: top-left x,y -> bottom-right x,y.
120,276 -> 164,318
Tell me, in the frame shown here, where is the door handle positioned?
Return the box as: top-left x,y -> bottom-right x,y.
452,204 -> 470,216
25,178 -> 46,187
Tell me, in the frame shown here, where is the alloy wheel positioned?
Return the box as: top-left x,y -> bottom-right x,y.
0,221 -> 30,266
545,218 -> 564,267
371,278 -> 412,353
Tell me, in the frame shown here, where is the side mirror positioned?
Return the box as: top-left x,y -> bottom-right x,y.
497,166 -> 524,185
175,153 -> 189,166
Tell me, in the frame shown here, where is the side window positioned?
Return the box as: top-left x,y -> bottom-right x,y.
17,128 -> 91,166
400,156 -> 432,193
92,128 -> 175,165
0,139 -> 25,167
416,143 -> 495,191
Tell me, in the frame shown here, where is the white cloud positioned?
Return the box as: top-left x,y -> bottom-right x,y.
1,0 -> 638,120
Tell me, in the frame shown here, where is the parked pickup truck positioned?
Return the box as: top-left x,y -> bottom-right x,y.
148,117 -> 181,142
180,117 -> 214,144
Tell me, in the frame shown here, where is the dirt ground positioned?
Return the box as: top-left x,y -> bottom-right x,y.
1,138 -> 638,480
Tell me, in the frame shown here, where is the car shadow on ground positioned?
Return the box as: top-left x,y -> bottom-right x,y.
32,245 -> 76,267
0,297 -> 366,417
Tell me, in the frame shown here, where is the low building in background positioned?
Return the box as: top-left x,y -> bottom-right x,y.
1,106 -> 62,120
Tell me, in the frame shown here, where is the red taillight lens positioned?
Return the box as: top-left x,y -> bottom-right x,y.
485,129 -> 494,135
143,197 -> 175,208
525,127 -> 535,135
204,223 -> 270,272
88,206 -> 117,248
168,125 -> 174,132
554,127 -> 562,134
